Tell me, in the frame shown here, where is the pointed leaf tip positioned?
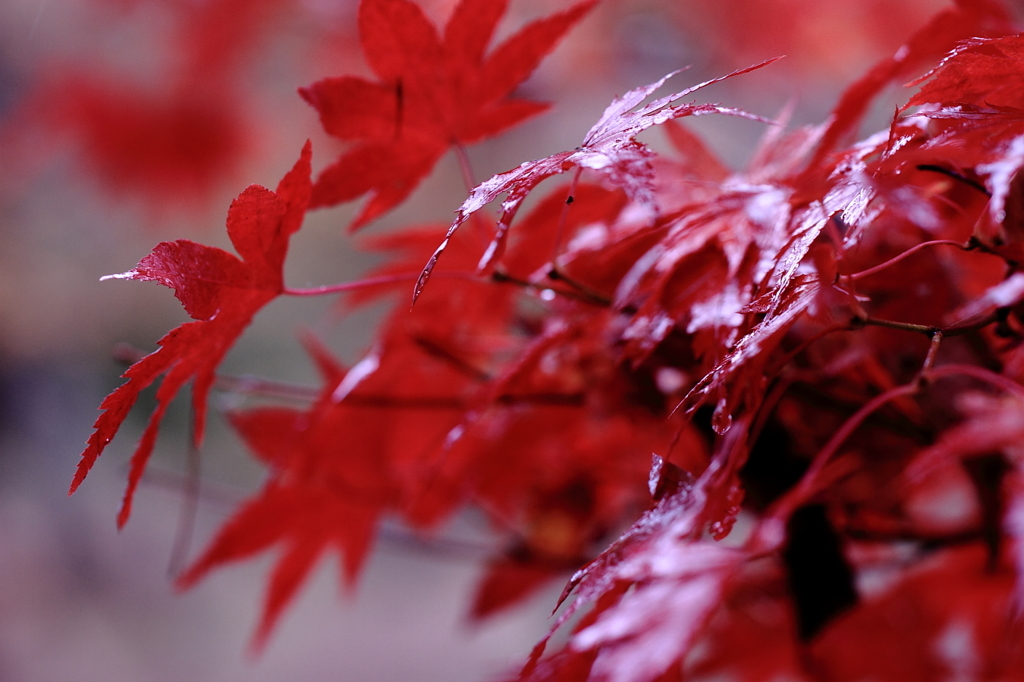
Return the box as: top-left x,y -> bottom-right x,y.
305,0 -> 592,223
75,146 -> 316,527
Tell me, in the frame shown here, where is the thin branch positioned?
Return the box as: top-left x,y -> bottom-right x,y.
212,373 -> 320,401
141,466 -> 496,562
113,344 -> 582,409
283,271 -> 479,297
496,392 -> 585,406
545,267 -> 612,306
916,164 -> 991,196
857,316 -> 937,335
491,269 -> 610,307
167,407 -> 202,577
453,143 -> 477,195
853,310 -> 999,338
919,330 -> 943,378
846,240 -> 966,282
413,335 -> 492,382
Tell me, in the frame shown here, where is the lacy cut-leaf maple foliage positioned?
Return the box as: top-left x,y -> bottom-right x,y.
73,0 -> 1024,678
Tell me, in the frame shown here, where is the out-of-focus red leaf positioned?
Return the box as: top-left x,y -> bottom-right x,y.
176,0 -> 290,76
811,544 -> 1022,681
176,338 -> 399,649
40,77 -> 248,209
683,572 -> 805,682
660,119 -> 731,183
910,391 -> 1024,480
406,306 -> 687,526
805,0 -> 1013,170
70,143 -> 312,527
301,0 -> 596,227
945,272 -> 1024,326
470,550 -> 571,620
696,0 -> 949,80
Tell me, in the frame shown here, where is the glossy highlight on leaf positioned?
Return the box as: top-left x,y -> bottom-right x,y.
414,59 -> 781,303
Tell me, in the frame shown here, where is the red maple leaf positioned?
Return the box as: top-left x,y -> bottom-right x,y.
176,337 -> 401,650
414,59 -> 780,302
70,142 -> 312,527
520,440 -> 751,682
881,34 -> 1024,263
65,0 -> 1024,671
907,33 -> 1024,112
803,0 -> 1013,172
300,0 -> 596,228
35,75 -> 249,209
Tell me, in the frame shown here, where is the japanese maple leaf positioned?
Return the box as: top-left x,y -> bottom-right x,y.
176,337 -> 399,650
521,438 -> 751,682
37,75 -> 248,208
414,59 -> 780,302
889,35 -> 1024,262
301,0 -> 596,228
803,0 -> 1013,171
906,33 -> 1024,112
70,142 -> 312,527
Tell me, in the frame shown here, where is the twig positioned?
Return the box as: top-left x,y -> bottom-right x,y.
545,267 -> 612,306
853,311 -> 999,338
167,407 -> 202,577
283,270 -> 479,297
845,240 -> 966,282
491,269 -> 609,306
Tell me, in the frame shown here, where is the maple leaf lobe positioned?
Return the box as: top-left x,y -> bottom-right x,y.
301,0 -> 596,228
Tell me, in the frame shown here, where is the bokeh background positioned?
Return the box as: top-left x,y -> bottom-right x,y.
0,0 -> 997,679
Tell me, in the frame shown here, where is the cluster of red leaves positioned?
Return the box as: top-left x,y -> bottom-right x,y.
75,0 -> 1024,678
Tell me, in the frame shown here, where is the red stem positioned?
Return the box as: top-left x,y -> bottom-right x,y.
453,143 -> 477,195
846,239 -> 965,281
752,360 -> 1024,553
926,363 -> 1024,397
798,384 -> 918,499
753,382 -> 919,552
283,271 -> 479,297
